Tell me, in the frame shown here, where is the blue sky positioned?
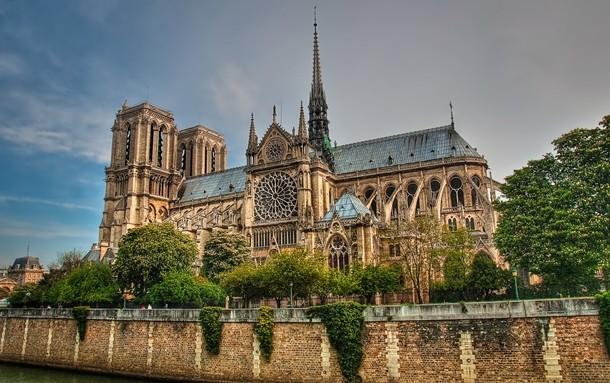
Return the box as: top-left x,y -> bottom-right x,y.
1,0 -> 610,269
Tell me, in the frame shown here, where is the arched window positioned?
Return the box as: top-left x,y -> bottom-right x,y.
465,217 -> 475,230
149,124 -> 155,162
448,217 -> 457,231
406,182 -> 418,209
180,144 -> 187,176
329,235 -> 349,270
188,142 -> 194,176
125,125 -> 131,165
471,176 -> 481,207
430,179 -> 441,207
364,187 -> 377,217
157,128 -> 164,167
450,176 -> 464,208
204,145 -> 208,173
211,147 -> 216,172
385,185 -> 398,218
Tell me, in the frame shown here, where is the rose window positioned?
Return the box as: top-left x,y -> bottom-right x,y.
254,172 -> 297,221
265,137 -> 286,162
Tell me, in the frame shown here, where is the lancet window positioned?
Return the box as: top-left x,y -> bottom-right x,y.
328,235 -> 349,270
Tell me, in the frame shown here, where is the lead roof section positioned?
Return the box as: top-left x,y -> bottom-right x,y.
179,166 -> 247,202
321,191 -> 376,222
333,125 -> 482,174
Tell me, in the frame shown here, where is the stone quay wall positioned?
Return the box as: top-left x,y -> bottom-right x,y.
0,298 -> 608,383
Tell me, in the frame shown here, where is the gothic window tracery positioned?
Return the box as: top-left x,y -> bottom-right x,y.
254,172 -> 297,221
265,137 -> 286,162
448,217 -> 457,231
465,216 -> 475,230
329,235 -> 349,270
385,185 -> 398,218
149,124 -> 155,162
450,176 -> 464,208
407,182 -> 420,212
471,176 -> 481,207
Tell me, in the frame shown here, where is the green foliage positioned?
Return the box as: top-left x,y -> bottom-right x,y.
72,306 -> 90,341
8,284 -> 42,308
145,272 -> 225,307
467,253 -> 512,300
351,263 -> 402,304
254,306 -> 274,361
307,302 -> 366,383
596,291 -> 610,355
495,116 -> 610,296
203,230 -> 252,283
199,307 -> 223,355
219,263 -> 263,304
48,263 -> 120,307
259,249 -> 325,304
113,223 -> 198,296
383,215 -> 444,304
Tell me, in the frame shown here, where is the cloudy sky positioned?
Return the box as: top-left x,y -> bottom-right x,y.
1,0 -> 609,268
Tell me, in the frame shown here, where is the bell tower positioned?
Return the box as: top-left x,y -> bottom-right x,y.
98,101 -> 181,257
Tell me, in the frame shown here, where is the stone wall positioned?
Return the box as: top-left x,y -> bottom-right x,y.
0,299 -> 608,383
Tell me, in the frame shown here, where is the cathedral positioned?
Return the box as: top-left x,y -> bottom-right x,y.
98,18 -> 500,272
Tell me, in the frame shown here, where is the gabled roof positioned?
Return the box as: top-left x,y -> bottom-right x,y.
333,125 -> 482,174
179,166 -> 246,202
82,248 -> 101,263
321,191 -> 375,222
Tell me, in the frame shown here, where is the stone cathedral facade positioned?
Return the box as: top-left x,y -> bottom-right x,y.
98,20 -> 500,271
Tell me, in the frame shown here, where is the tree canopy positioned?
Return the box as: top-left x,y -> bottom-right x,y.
113,223 -> 198,296
202,230 -> 252,283
494,115 -> 610,295
144,271 -> 225,307
48,263 -> 120,307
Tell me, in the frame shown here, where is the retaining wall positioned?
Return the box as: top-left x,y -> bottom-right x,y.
0,298 -> 608,382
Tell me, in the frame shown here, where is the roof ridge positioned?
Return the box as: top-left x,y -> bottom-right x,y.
336,124 -> 452,150
183,166 -> 246,181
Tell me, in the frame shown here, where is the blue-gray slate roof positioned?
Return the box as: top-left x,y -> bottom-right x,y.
179,166 -> 246,202
321,191 -> 376,221
333,125 -> 481,174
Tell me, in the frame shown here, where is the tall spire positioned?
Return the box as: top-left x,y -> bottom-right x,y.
298,101 -> 307,139
450,101 -> 455,129
308,7 -> 334,170
311,7 -> 324,102
247,113 -> 258,153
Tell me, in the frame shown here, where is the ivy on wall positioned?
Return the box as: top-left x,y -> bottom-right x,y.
200,307 -> 223,355
72,306 -> 90,341
595,291 -> 610,355
254,306 -> 274,361
307,302 -> 366,383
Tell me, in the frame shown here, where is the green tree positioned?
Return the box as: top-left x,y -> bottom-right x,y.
259,249 -> 325,307
202,230 -> 252,283
219,263 -> 264,306
8,283 -> 42,308
495,116 -> 610,296
467,253 -> 511,301
352,263 -> 401,304
113,223 -> 198,296
145,272 -> 225,307
49,263 -> 120,307
383,215 -> 444,304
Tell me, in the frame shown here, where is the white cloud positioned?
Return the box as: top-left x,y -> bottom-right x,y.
0,53 -> 24,76
0,219 -> 93,239
0,195 -> 98,212
0,90 -> 111,163
208,61 -> 258,118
